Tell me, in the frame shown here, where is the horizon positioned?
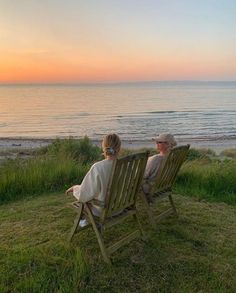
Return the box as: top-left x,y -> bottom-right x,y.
1,0 -> 236,83
0,80 -> 236,86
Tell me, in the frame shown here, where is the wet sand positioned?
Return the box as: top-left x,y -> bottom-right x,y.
0,138 -> 53,150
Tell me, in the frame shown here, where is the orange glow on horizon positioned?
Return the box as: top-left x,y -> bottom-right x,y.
1,50 -> 235,83
1,1 -> 236,83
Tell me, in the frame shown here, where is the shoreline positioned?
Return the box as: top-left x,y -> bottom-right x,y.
0,137 -> 235,154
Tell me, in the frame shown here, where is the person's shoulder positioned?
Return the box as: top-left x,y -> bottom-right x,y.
148,154 -> 159,161
91,159 -> 112,170
148,153 -> 165,163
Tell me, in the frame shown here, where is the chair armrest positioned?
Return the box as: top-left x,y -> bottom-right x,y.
70,199 -> 105,208
90,199 -> 105,207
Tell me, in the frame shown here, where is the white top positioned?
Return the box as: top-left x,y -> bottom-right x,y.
143,154 -> 165,194
73,159 -> 114,216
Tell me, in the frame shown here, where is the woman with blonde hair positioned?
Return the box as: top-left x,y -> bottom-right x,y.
66,133 -> 121,223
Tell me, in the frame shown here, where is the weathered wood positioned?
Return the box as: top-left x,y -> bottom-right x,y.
155,208 -> 174,222
102,209 -> 136,229
68,203 -> 83,242
68,151 -> 149,263
141,145 -> 190,227
107,230 -> 140,255
139,191 -> 157,228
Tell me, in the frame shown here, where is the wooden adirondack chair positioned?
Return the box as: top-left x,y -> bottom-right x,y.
140,145 -> 190,227
68,151 -> 149,264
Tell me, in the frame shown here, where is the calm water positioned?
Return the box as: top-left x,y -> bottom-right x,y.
0,82 -> 236,144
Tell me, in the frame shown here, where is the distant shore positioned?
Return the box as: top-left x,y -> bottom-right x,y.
0,137 -> 235,154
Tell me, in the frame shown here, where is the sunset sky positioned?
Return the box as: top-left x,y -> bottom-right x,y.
0,0 -> 236,83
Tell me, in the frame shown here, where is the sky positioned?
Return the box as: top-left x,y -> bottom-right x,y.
0,0 -> 236,83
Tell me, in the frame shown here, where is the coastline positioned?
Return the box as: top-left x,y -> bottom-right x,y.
0,137 -> 235,154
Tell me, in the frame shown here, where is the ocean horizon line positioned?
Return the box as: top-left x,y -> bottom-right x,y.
1,80 -> 236,87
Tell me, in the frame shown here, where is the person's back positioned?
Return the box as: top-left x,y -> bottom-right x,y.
66,133 -> 121,218
142,133 -> 177,195
144,154 -> 165,181
73,158 -> 114,215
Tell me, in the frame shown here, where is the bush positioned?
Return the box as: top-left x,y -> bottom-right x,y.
186,148 -> 217,161
42,137 -> 101,164
186,148 -> 206,161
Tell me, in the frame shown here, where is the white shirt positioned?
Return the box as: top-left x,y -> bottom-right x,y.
73,159 -> 114,215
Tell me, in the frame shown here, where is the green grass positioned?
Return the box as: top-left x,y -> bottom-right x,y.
0,137 -> 101,204
1,141 -> 235,291
0,193 -> 235,292
0,154 -> 89,203
1,140 -> 236,206
175,158 -> 236,205
220,148 -> 236,159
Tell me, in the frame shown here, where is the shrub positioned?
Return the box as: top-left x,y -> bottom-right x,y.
186,148 -> 207,161
42,137 -> 101,164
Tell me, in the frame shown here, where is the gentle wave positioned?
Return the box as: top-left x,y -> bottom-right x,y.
0,83 -> 235,146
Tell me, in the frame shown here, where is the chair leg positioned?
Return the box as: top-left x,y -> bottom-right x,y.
139,192 -> 156,228
168,194 -> 178,216
133,211 -> 147,242
85,204 -> 111,264
68,203 -> 83,242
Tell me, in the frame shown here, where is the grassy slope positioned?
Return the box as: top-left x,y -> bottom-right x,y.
1,193 -> 236,292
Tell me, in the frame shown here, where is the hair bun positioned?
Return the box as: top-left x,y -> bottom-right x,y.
105,147 -> 115,155
102,133 -> 121,156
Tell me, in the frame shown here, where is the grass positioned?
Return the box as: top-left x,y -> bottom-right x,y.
0,192 -> 235,292
1,138 -> 235,205
0,154 -> 89,203
1,140 -> 235,291
175,155 -> 236,205
0,137 -> 101,204
220,148 -> 236,159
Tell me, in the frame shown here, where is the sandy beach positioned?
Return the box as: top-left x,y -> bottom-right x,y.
0,137 -> 235,155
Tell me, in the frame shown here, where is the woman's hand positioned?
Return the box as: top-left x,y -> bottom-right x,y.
66,186 -> 74,195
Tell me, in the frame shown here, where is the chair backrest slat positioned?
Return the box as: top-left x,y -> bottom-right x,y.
105,160 -> 125,211
117,159 -> 135,209
153,145 -> 190,193
102,151 -> 149,220
129,156 -> 147,203
123,158 -> 139,206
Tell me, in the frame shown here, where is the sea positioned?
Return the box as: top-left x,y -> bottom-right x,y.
0,81 -> 236,149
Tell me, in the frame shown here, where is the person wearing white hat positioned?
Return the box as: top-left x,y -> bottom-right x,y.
142,133 -> 177,196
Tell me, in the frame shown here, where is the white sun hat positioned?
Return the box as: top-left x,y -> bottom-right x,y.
152,133 -> 177,147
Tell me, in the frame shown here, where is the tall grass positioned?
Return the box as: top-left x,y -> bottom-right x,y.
175,158 -> 236,205
0,137 -> 101,204
0,154 -> 88,203
220,148 -> 236,159
1,139 -> 235,205
38,136 -> 101,164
